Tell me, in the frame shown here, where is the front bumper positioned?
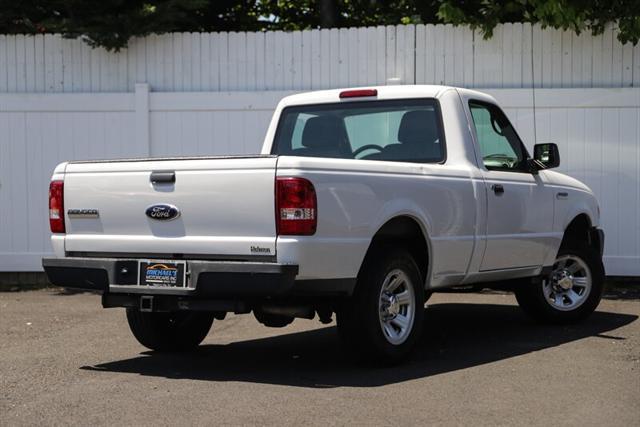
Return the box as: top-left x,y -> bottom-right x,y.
42,257 -> 298,298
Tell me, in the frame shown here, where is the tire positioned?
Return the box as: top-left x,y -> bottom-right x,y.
337,247 -> 425,364
253,310 -> 294,328
515,244 -> 604,324
126,309 -> 214,352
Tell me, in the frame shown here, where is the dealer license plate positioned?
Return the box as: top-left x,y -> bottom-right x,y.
139,261 -> 186,287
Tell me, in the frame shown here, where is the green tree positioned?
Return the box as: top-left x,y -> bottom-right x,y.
0,0 -> 262,51
256,1 -> 441,29
438,0 -> 640,45
0,1 -> 637,50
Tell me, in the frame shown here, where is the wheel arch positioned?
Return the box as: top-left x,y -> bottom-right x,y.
560,213 -> 602,256
359,215 -> 431,287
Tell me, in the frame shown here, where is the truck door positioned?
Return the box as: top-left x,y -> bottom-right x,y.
468,100 -> 553,271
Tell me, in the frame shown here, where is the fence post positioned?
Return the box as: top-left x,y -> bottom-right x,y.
135,83 -> 150,156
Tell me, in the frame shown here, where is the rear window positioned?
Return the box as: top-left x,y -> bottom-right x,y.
271,99 -> 445,163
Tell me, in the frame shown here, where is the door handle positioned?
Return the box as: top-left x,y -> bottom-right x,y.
491,184 -> 504,195
556,192 -> 569,200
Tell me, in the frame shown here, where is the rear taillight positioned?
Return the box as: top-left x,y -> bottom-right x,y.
49,180 -> 65,233
276,177 -> 317,236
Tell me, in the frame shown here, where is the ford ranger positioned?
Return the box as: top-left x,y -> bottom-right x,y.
43,86 -> 605,362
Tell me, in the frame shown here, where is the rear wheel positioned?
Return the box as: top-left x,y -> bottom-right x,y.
126,309 -> 214,352
337,248 -> 425,364
515,244 -> 604,323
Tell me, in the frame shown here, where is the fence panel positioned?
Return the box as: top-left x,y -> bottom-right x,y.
1,24 -> 637,93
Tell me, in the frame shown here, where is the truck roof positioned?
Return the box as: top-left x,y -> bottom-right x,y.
278,85 -> 494,107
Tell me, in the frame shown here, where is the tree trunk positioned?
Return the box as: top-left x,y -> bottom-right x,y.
318,0 -> 338,28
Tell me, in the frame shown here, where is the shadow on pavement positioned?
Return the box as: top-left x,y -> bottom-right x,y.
81,303 -> 637,388
603,281 -> 640,300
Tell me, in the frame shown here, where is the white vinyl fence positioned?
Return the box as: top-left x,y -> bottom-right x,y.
0,24 -> 639,275
1,24 -> 638,93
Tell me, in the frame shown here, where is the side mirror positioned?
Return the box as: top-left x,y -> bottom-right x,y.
533,143 -> 560,169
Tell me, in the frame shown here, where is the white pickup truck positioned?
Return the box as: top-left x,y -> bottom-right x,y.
43,85 -> 605,362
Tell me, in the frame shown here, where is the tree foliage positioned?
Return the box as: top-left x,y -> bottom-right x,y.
0,0 -> 262,50
0,0 -> 637,51
437,1 -> 640,45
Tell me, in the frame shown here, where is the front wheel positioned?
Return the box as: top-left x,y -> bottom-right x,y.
515,244 -> 604,324
337,248 -> 425,364
126,309 -> 214,352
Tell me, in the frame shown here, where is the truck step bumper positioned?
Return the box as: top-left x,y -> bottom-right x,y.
42,257 -> 298,297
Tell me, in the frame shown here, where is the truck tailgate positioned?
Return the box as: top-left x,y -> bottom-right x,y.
62,156 -> 278,258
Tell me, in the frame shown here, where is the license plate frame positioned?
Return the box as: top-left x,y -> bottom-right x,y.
138,260 -> 187,288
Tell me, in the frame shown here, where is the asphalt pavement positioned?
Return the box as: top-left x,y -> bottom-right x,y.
1,289 -> 638,426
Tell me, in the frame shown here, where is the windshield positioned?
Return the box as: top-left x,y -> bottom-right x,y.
272,99 -> 445,163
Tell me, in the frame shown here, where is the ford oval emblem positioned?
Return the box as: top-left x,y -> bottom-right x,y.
146,204 -> 180,221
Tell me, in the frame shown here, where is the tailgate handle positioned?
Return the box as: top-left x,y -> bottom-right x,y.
150,171 -> 175,184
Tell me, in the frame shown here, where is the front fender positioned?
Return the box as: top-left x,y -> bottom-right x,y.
543,186 -> 600,266
559,193 -> 599,231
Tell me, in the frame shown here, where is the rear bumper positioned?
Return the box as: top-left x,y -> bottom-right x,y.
42,257 -> 298,297
42,257 -> 355,298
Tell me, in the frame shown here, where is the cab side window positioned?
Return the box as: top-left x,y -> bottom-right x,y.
469,101 -> 528,172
